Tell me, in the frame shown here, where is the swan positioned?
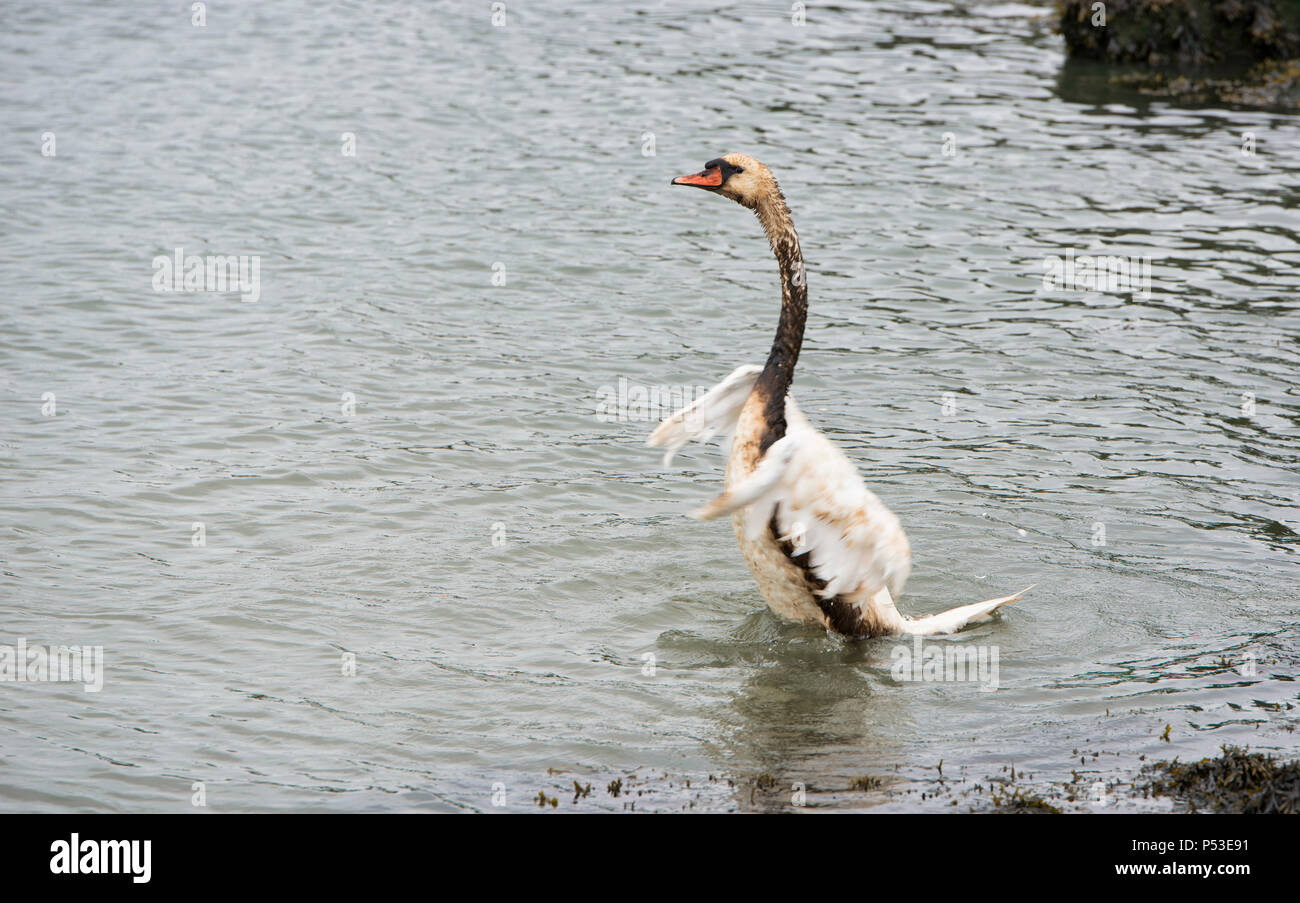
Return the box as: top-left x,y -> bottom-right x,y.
649,153 -> 1031,638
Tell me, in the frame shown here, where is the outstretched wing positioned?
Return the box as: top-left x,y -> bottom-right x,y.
646,364 -> 762,466
661,391 -> 1025,637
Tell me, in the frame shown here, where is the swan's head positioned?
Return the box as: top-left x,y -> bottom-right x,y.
671,153 -> 775,208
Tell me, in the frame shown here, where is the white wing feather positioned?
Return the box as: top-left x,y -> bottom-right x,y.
650,378 -> 1028,637
684,395 -> 912,605
690,435 -> 795,522
771,398 -> 912,602
646,364 -> 761,466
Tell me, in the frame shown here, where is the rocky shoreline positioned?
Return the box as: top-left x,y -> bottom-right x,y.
1055,0 -> 1300,108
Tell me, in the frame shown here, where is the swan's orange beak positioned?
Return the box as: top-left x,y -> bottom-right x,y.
671,166 -> 722,188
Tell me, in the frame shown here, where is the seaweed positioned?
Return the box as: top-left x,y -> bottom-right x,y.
1144,745 -> 1300,813
988,785 -> 1064,814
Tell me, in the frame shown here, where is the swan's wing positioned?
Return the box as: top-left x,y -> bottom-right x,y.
646,364 -> 761,466
770,403 -> 913,604
690,434 -> 796,521
689,396 -> 1025,637
692,396 -> 913,607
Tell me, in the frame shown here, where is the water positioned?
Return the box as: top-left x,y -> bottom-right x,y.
1,0 -> 1297,812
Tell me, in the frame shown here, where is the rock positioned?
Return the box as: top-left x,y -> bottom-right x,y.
1057,0 -> 1300,66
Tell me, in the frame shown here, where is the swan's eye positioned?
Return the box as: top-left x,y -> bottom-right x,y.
706,159 -> 743,183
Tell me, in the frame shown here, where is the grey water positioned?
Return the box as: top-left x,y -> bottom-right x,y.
1,0 -> 1297,812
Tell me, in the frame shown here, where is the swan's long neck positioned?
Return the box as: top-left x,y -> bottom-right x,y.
751,189 -> 806,453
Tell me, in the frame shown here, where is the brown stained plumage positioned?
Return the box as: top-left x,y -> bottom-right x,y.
769,512 -> 872,637
659,153 -> 1028,638
710,154 -> 808,456
708,154 -> 875,634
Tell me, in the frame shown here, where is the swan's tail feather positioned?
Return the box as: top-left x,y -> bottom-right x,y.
897,584 -> 1033,637
647,364 -> 761,466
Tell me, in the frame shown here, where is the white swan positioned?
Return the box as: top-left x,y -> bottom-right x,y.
650,154 -> 1031,637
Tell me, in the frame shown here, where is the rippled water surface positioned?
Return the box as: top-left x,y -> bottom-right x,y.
1,1 -> 1298,812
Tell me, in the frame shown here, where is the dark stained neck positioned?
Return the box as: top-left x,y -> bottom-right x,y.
752,190 -> 807,453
